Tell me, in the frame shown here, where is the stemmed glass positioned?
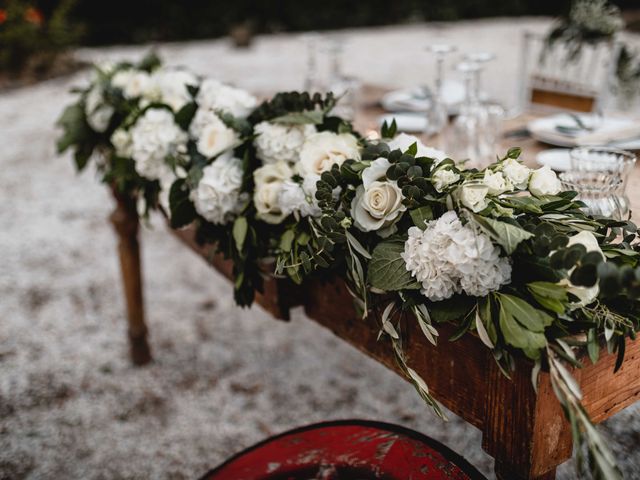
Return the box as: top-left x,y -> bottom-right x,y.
446,60 -> 488,166
303,33 -> 324,93
325,35 -> 360,121
425,44 -> 457,137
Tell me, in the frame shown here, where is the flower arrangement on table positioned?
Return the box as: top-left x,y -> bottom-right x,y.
57,53 -> 640,479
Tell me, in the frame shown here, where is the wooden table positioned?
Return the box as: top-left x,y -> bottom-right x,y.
108,90 -> 640,480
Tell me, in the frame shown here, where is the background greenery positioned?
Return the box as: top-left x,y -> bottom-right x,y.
38,0 -> 638,45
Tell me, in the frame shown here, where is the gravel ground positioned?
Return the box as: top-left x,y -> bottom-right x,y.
1,18 -> 640,480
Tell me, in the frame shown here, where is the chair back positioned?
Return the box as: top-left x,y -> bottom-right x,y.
518,31 -> 619,113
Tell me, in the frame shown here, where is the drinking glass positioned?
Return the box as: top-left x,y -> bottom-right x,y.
303,33 -> 324,92
559,171 -> 625,219
569,147 -> 636,219
425,44 -> 456,136
446,61 -> 493,167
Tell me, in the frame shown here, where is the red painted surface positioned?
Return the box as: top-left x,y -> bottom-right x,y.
201,420 -> 485,480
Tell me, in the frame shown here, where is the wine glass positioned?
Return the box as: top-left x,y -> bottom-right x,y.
424,44 -> 457,137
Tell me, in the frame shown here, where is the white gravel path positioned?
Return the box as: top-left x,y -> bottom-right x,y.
1,18 -> 639,480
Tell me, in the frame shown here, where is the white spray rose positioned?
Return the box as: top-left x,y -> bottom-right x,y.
129,108 -> 187,181
501,158 -> 531,190
432,166 -> 460,192
529,165 -> 562,197
386,133 -> 448,161
253,121 -> 317,165
483,169 -> 511,195
196,79 -> 257,119
111,129 -> 133,158
459,182 -> 489,212
297,131 -> 360,177
190,152 -> 246,225
253,161 -> 293,224
558,230 -> 605,307
85,85 -> 114,133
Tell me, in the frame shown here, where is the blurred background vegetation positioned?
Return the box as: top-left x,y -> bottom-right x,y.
1,0 -> 638,78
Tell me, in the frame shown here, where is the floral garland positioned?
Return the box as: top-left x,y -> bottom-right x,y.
57,54 -> 640,479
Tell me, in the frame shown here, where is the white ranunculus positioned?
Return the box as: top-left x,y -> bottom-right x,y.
459,182 -> 489,212
129,108 -> 187,181
254,121 -> 317,165
402,211 -> 511,301
558,230 -> 605,307
194,112 -> 239,159
351,181 -> 406,237
196,79 -> 258,119
253,161 -> 293,224
146,69 -> 198,112
297,131 -> 360,177
386,133 -> 448,161
190,152 -> 246,225
501,158 -> 531,190
529,165 -> 562,197
432,166 -> 460,192
482,169 -> 511,195
112,69 -> 151,99
85,85 -> 114,133
111,129 -> 132,158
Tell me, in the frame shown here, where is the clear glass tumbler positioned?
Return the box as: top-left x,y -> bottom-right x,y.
559,171 -> 625,219
569,147 -> 636,219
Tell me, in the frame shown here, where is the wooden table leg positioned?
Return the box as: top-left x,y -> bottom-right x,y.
482,359 -> 575,480
110,190 -> 151,365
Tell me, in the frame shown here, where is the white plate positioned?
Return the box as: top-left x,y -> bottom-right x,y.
381,81 -> 467,114
378,113 -> 428,133
535,148 -> 571,172
528,114 -> 640,149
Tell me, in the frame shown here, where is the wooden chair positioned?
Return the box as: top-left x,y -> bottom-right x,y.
518,31 -> 619,113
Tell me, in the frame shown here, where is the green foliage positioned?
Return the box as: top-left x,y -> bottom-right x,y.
367,240 -> 421,292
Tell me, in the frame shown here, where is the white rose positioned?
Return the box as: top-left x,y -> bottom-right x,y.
298,131 -> 360,177
351,181 -> 406,237
146,69 -> 198,112
196,79 -> 257,119
111,129 -> 132,158
459,182 -> 489,212
386,133 -> 448,161
196,113 -> 239,159
190,152 -> 246,225
529,165 -> 562,197
482,169 -> 511,195
432,167 -> 460,192
253,161 -> 293,224
112,70 -> 151,99
501,158 -> 531,189
558,230 -> 605,307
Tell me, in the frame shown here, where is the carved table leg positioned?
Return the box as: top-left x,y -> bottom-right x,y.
110,190 -> 151,365
482,359 -> 576,480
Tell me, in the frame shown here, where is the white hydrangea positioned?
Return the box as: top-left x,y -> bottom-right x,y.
145,68 -> 198,112
196,79 -> 258,119
129,108 -> 187,181
253,121 -> 316,165
85,85 -> 114,133
278,177 -> 322,219
402,211 -> 511,301
189,109 -> 239,159
111,69 -> 151,99
190,152 -> 246,225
